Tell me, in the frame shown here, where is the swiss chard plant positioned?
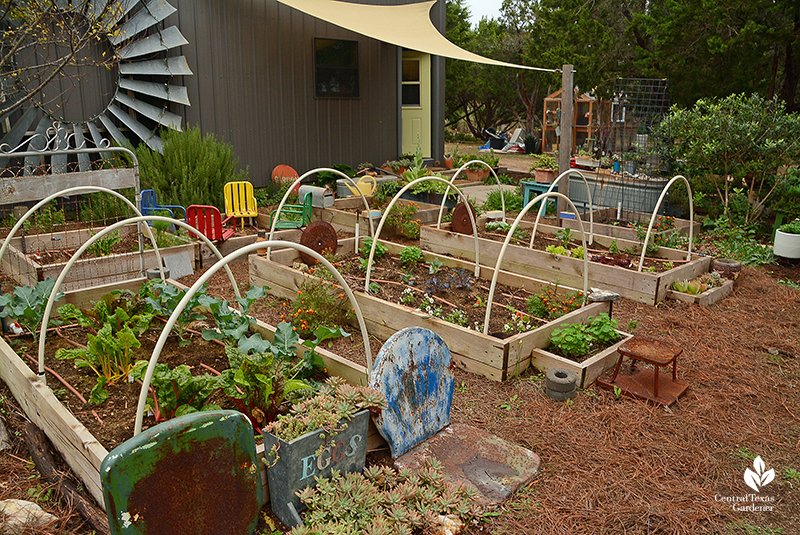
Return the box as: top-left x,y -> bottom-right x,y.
58,289 -> 153,337
56,322 -> 142,404
0,278 -> 64,342
131,361 -> 221,423
217,322 -> 346,434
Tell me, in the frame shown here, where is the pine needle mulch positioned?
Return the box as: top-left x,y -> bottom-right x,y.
453,266 -> 800,534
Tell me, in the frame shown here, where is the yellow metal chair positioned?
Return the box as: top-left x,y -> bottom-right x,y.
224,181 -> 259,227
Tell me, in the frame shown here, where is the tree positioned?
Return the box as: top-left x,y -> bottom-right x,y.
663,93 -> 800,224
0,0 -> 120,119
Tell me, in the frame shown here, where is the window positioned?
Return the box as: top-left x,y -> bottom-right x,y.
401,59 -> 420,107
315,38 -> 359,98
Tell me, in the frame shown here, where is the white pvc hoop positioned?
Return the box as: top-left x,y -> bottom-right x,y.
437,160 -> 505,228
637,175 -> 694,272
267,168 -> 374,259
364,176 -> 480,291
134,240 -> 373,435
483,192 -> 589,335
528,169 -> 594,248
36,215 -> 241,378
0,186 -> 155,277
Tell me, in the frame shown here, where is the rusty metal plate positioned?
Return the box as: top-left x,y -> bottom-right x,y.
299,220 -> 337,265
394,423 -> 540,507
101,410 -> 261,535
368,327 -> 454,458
450,201 -> 477,235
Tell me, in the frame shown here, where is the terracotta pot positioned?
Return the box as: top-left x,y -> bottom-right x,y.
533,168 -> 556,183
465,168 -> 490,181
443,156 -> 454,169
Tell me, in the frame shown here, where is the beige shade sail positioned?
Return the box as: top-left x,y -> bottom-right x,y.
275,0 -> 557,72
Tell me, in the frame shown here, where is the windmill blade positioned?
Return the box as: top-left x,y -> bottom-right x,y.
24,116 -> 51,176
111,0 -> 177,45
99,0 -> 140,27
115,92 -> 183,130
117,26 -> 188,59
119,56 -> 193,76
51,126 -> 70,174
118,78 -> 190,106
88,120 -> 112,160
98,112 -> 131,148
73,124 -> 92,171
0,106 -> 39,169
108,104 -> 164,152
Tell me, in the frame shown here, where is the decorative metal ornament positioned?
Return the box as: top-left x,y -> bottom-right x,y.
299,220 -> 337,265
450,201 -> 477,235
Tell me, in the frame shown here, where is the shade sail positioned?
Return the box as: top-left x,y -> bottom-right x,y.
275,0 -> 557,72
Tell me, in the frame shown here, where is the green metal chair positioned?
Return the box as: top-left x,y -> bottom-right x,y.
269,191 -> 313,230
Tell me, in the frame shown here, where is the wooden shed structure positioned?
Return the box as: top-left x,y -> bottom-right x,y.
1,0 -> 551,187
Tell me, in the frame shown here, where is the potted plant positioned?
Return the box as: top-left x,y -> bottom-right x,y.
530,154 -> 558,183
774,218 -> 800,258
262,376 -> 387,528
524,133 -> 538,154
465,151 -> 498,181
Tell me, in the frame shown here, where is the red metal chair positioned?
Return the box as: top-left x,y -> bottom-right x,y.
187,205 -> 236,242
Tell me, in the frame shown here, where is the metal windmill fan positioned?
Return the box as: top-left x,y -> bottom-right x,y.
0,0 -> 192,163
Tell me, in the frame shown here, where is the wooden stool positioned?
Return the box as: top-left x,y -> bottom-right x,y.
598,335 -> 689,405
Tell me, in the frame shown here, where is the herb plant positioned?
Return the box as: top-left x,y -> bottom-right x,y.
360,237 -> 388,259
549,313 -> 620,359
288,278 -> 351,337
399,246 -> 424,267
526,285 -> 583,320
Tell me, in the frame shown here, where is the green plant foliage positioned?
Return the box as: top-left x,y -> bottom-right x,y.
131,361 -> 221,423
550,313 -> 620,359
373,181 -> 402,205
87,229 -> 121,257
663,93 -> 800,225
399,246 -> 424,267
78,190 -> 136,225
292,457 -> 480,534
360,237 -> 388,259
136,125 -> 248,209
289,278 -> 352,337
140,280 -> 208,346
482,187 -> 523,212
779,218 -> 800,234
197,286 -> 269,347
217,322 -> 335,433
530,154 -> 557,171
526,285 -> 584,321
697,217 -> 776,266
0,279 -> 64,342
385,201 -> 421,239
265,376 -> 386,442
485,173 -> 516,186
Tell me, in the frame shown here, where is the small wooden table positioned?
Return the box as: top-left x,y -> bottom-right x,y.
598,336 -> 689,405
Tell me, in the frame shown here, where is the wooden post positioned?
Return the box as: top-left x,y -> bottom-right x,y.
558,64 -> 574,215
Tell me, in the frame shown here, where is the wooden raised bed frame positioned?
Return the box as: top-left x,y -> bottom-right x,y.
316,196 -> 446,234
0,278 -> 374,510
666,279 -> 734,306
419,218 -> 712,305
561,207 -> 700,243
250,238 -> 617,383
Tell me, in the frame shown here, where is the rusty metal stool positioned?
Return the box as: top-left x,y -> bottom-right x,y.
597,335 -> 689,405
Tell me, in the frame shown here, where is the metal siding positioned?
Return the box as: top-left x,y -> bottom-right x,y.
166,0 -> 401,187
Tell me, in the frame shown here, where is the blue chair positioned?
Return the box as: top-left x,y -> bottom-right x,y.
141,189 -> 187,222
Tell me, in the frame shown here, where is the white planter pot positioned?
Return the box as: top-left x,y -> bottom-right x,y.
774,229 -> 800,259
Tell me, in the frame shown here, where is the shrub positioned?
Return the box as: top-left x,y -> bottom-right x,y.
483,187 -> 523,212
136,125 -> 248,210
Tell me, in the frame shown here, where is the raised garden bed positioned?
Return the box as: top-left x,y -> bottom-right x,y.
250,238 -> 618,382
561,207 -> 700,243
666,278 -> 734,306
1,224 -> 200,291
419,218 -> 712,305
0,278 -> 374,511
316,196 -> 446,235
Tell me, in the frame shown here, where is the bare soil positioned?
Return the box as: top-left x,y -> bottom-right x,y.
1,254 -> 799,534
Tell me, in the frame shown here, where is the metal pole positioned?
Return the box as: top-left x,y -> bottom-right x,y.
558,64 -> 574,216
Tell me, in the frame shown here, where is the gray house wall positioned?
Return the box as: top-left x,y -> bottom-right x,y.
166,0 -> 445,187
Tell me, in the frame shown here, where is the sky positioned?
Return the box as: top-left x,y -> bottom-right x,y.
463,0 -> 502,25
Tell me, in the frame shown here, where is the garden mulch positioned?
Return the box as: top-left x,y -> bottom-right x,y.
1,256 -> 799,534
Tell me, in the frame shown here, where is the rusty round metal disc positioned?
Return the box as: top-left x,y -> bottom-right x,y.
450,201 -> 477,235
299,220 -> 337,265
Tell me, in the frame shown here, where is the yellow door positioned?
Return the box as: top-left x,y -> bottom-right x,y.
401,51 -> 431,157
